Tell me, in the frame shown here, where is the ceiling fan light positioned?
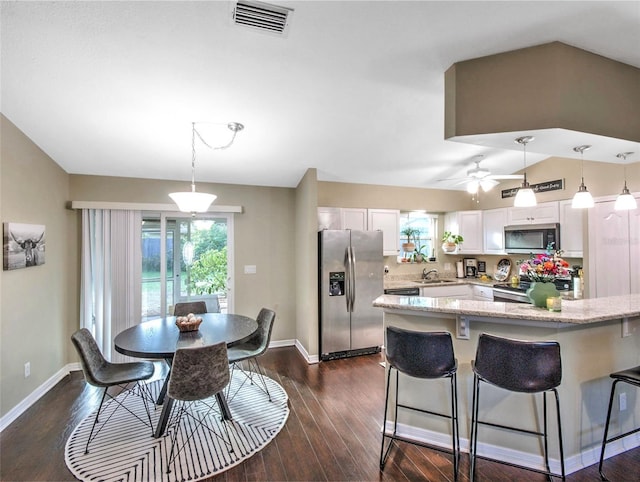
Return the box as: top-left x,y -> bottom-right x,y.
480,179 -> 498,192
514,185 -> 537,207
571,182 -> 594,208
169,191 -> 217,213
466,180 -> 479,194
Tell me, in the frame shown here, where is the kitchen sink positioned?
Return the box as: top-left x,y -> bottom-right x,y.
418,279 -> 457,285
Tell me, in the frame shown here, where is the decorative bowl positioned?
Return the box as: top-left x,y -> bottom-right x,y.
175,314 -> 203,332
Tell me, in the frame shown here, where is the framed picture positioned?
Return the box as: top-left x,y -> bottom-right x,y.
3,222 -> 46,270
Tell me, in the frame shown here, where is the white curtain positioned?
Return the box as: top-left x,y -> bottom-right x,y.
81,209 -> 142,362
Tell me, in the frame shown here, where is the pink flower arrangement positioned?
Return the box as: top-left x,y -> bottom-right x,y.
519,246 -> 570,282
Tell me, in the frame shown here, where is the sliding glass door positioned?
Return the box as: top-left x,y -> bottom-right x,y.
141,213 -> 233,319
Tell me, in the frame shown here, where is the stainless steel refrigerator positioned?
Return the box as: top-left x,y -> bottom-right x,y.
319,229 -> 384,360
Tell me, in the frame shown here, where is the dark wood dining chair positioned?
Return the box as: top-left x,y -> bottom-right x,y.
227,308 -> 276,402
70,328 -> 155,454
173,301 -> 207,316
165,342 -> 233,473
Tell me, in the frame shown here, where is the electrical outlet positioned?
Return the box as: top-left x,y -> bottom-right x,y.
619,392 -> 627,411
24,362 -> 30,378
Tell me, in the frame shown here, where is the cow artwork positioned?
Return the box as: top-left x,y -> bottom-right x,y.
3,223 -> 46,270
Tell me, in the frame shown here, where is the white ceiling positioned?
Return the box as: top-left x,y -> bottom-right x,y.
2,1 -> 639,191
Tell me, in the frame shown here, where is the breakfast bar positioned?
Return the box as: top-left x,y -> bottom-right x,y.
374,294 -> 640,475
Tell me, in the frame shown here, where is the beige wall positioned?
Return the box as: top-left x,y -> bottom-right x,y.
445,42 -> 640,142
1,115 -> 78,418
69,175 -> 298,346
295,169 -> 319,358
476,156 -> 640,210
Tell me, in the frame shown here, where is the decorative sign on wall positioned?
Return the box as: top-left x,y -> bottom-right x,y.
3,222 -> 46,270
501,179 -> 564,199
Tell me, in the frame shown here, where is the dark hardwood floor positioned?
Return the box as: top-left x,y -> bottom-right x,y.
1,347 -> 638,481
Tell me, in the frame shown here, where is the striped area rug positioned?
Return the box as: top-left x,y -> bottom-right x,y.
65,373 -> 289,481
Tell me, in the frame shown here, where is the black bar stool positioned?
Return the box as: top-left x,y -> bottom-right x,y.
598,365 -> 640,481
469,333 -> 565,481
380,326 -> 460,479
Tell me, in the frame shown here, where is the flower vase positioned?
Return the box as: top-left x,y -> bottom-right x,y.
526,281 -> 560,308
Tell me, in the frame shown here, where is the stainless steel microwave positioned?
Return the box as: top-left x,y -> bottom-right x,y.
504,223 -> 560,254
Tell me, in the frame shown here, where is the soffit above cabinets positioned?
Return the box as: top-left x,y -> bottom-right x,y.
445,42 -> 640,162
448,128 -> 640,164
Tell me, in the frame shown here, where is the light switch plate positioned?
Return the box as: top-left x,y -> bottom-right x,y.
244,265 -> 257,274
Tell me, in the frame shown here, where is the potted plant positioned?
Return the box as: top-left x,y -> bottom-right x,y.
401,227 -> 419,254
413,244 -> 428,263
442,231 -> 463,253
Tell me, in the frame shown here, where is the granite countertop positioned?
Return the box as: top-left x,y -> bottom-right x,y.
373,293 -> 640,326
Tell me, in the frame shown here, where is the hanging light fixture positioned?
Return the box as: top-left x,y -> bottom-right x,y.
614,152 -> 637,211
513,136 -> 537,207
571,145 -> 594,209
170,122 -> 244,214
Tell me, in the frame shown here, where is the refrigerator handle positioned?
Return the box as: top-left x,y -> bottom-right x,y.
345,246 -> 353,312
350,245 -> 356,310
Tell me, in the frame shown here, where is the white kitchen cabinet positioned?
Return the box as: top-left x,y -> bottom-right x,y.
420,284 -> 472,299
318,207 -> 342,231
368,209 -> 400,256
472,284 -> 493,301
342,208 -> 368,230
444,211 -> 483,254
483,208 -> 507,255
507,201 -> 559,225
588,198 -> 640,297
558,199 -> 584,257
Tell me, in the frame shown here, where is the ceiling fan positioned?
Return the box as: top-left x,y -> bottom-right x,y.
439,155 -> 524,194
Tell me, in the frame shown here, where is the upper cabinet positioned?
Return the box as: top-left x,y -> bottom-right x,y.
318,207 -> 399,256
558,200 -> 583,257
507,201 -> 559,225
587,198 -> 640,298
444,210 -> 483,254
318,207 -> 342,231
368,209 -> 400,256
342,208 -> 368,231
483,207 -> 508,255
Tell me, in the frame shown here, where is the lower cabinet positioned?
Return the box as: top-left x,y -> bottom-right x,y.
420,284 -> 472,299
472,285 -> 493,301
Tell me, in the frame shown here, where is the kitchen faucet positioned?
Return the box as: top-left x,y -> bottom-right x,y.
423,268 -> 438,280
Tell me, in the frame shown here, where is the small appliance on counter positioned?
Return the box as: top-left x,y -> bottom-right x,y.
464,258 -> 478,278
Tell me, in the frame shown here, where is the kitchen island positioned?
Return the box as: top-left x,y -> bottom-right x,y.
374,294 -> 640,475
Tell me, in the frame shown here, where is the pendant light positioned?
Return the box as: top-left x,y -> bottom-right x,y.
571,145 -> 594,209
513,136 -> 537,207
170,122 -> 244,214
614,152 -> 637,211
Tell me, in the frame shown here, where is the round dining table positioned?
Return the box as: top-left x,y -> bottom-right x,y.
114,313 -> 258,438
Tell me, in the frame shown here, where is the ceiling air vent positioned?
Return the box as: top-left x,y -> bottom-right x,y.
232,0 -> 294,36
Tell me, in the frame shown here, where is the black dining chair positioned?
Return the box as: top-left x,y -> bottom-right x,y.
227,308 -> 276,402
598,364 -> 640,481
165,342 -> 233,473
173,301 -> 207,316
380,326 -> 460,479
469,333 -> 565,481
70,328 -> 155,454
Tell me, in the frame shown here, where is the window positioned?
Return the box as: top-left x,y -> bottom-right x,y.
398,211 -> 439,263
141,214 -> 233,319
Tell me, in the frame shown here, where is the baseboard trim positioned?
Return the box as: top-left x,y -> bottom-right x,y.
0,363 -> 80,432
268,339 -> 295,348
294,339 -> 320,364
383,420 -> 640,475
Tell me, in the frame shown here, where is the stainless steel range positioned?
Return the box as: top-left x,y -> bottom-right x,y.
492,278 -> 572,303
